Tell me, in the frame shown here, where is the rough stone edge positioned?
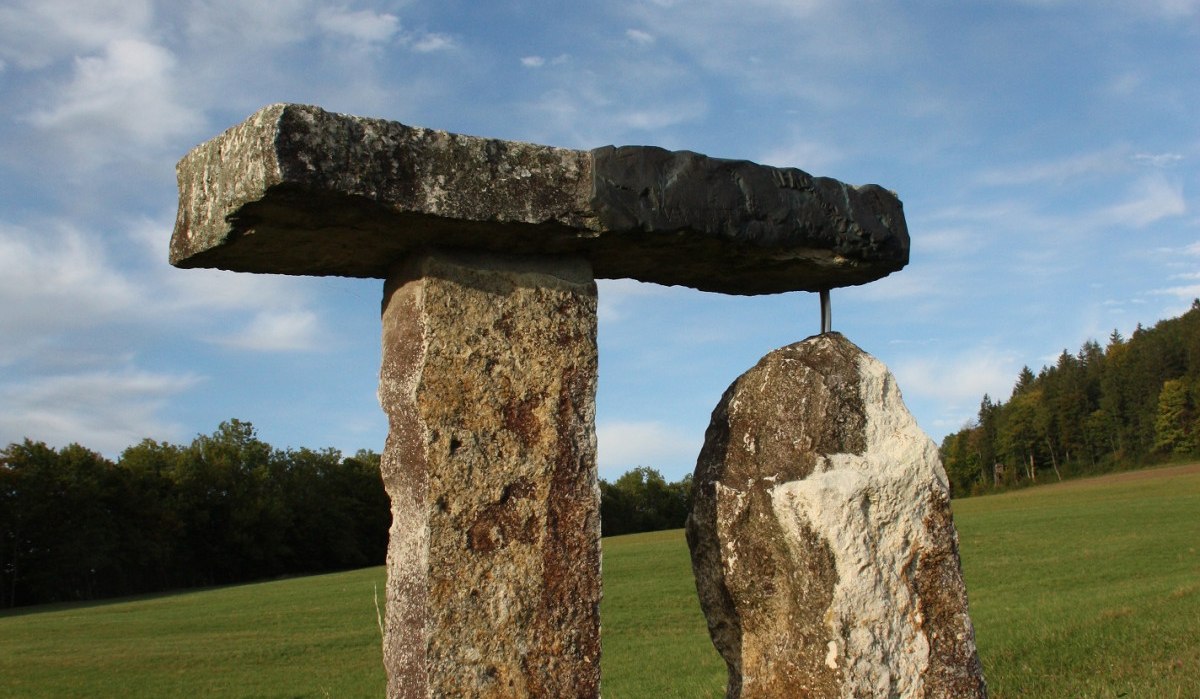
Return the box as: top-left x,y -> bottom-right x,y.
170,103 -> 596,269
379,257 -> 433,699
590,145 -> 907,262
171,104 -> 288,268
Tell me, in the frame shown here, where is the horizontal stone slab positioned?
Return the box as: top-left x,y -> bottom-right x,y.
171,104 -> 908,294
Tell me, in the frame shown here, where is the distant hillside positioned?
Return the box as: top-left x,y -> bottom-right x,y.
941,300 -> 1200,496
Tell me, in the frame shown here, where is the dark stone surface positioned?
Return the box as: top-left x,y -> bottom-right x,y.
171,104 -> 908,294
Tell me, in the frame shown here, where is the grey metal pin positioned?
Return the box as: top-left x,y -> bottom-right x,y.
820,289 -> 831,334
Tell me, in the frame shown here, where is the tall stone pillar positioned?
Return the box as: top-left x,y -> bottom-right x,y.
378,249 -> 601,698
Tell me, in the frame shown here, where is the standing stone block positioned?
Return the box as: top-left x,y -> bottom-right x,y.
379,249 -> 600,698
687,333 -> 986,698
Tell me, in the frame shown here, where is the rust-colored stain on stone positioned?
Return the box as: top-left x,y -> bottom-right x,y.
466,479 -> 539,553
502,394 -> 543,448
912,489 -> 989,698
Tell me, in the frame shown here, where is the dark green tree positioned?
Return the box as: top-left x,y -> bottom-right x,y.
599,467 -> 691,536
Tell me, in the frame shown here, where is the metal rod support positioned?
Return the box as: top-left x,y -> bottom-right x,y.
820,289 -> 831,334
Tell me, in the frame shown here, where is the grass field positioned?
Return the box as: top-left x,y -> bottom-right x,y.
951,463 -> 1200,698
2,464 -> 1197,697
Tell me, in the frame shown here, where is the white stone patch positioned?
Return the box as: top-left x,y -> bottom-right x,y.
771,351 -> 947,699
743,430 -> 757,454
715,481 -> 750,576
825,640 -> 840,669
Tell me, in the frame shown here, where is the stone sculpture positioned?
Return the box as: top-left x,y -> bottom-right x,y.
168,103 -> 975,698
687,333 -> 987,698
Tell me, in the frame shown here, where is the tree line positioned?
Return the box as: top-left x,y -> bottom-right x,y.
0,420 -> 389,609
599,466 -> 693,537
1,418 -> 696,609
941,300 -> 1200,496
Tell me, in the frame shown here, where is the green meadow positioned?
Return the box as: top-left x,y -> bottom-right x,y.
2,464 -> 1197,698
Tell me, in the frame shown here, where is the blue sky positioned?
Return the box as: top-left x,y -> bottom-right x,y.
1,0 -> 1197,482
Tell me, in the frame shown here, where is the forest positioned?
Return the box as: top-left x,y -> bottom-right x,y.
0,420 -> 690,609
0,420 -> 390,609
940,300 -> 1200,496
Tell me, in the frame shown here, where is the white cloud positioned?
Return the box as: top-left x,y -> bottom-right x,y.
1137,0 -> 1200,18
410,32 -> 455,52
1098,174 -> 1186,228
125,215 -> 321,319
158,266 -> 313,314
842,268 -> 942,302
214,309 -> 322,352
0,215 -> 326,364
597,420 -> 699,478
0,0 -> 153,69
1155,283 -> 1200,300
183,0 -> 315,48
757,139 -> 843,173
975,148 -> 1134,186
1104,71 -> 1144,98
521,54 -> 571,69
623,0 -> 907,106
0,222 -> 139,364
893,351 -> 1021,406
515,43 -> 704,146
0,212 -> 336,459
626,28 -> 655,44
890,349 -> 1024,438
978,148 -> 1187,189
1133,152 -> 1184,168
316,7 -> 400,43
0,368 -> 200,456
617,103 -> 704,130
1016,0 -> 1198,20
26,39 -> 202,163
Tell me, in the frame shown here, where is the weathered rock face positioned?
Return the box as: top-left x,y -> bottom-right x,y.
686,333 -> 986,699
170,103 -> 908,294
378,249 -> 601,698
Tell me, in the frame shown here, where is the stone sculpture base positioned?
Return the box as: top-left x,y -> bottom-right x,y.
687,333 -> 987,699
379,249 -> 601,698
